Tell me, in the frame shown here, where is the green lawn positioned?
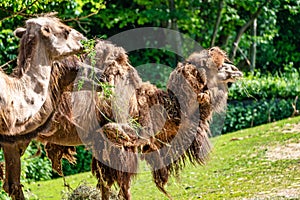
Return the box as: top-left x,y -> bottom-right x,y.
24,116 -> 300,199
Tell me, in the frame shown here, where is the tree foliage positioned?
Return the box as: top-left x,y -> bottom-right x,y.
0,0 -> 299,72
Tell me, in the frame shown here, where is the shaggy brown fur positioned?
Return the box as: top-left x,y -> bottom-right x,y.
76,40 -> 142,200
0,54 -> 89,199
89,47 -> 237,199
208,46 -> 230,69
133,61 -> 213,198
0,56 -> 84,143
44,143 -> 76,176
138,48 -> 241,198
0,56 -> 82,200
34,40 -> 142,200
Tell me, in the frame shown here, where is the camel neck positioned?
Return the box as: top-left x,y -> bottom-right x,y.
0,40 -> 53,134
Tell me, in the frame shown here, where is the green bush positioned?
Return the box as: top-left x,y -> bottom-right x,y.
0,141 -> 52,199
223,98 -> 298,133
223,70 -> 300,133
0,29 -> 19,73
0,142 -> 52,183
21,142 -> 52,182
0,144 -> 91,188
228,70 -> 300,101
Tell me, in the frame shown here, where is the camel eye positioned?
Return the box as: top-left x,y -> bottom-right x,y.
63,27 -> 70,39
43,26 -> 50,33
209,47 -> 217,53
41,25 -> 52,36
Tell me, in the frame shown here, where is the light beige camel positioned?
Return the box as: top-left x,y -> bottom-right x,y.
0,16 -> 85,200
0,16 -> 85,136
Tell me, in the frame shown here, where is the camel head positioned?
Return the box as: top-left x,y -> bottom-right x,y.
209,46 -> 243,83
217,62 -> 243,83
167,47 -> 243,115
0,17 -> 86,136
186,47 -> 243,85
14,17 -> 85,60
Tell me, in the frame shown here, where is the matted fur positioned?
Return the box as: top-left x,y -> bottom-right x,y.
34,40 -> 142,200
139,49 -> 231,197
0,53 -> 84,200
0,56 -> 83,143
133,62 -> 213,198
0,30 -> 38,133
44,143 -> 76,176
87,47 -> 232,198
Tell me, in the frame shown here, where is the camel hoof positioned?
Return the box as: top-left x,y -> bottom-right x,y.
3,182 -> 25,200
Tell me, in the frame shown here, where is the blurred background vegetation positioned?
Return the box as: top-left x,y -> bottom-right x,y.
0,0 -> 299,183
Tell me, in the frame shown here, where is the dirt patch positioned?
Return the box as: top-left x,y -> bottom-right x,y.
282,123 -> 300,133
265,122 -> 300,161
266,143 -> 300,161
253,188 -> 300,199
238,188 -> 300,200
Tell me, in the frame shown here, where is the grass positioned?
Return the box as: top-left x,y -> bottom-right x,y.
24,116 -> 300,199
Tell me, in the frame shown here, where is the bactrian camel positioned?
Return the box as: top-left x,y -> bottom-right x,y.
0,17 -> 85,136
90,46 -> 242,199
0,16 -> 85,199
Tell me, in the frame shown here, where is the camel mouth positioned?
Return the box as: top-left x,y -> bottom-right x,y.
70,29 -> 87,49
232,71 -> 243,78
218,63 -> 243,83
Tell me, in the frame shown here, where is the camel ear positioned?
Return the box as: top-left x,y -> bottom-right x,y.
41,25 -> 52,37
14,27 -> 26,38
177,62 -> 183,68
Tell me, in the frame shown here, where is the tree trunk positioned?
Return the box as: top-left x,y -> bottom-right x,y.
231,0 -> 271,60
211,0 -> 224,47
166,0 -> 183,61
250,18 -> 257,72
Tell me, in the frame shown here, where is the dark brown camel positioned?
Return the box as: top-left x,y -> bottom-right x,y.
135,48 -> 242,198
38,40 -> 143,200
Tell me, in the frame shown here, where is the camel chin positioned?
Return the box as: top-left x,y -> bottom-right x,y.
218,63 -> 243,83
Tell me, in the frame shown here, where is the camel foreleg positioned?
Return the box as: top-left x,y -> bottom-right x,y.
1,141 -> 30,200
